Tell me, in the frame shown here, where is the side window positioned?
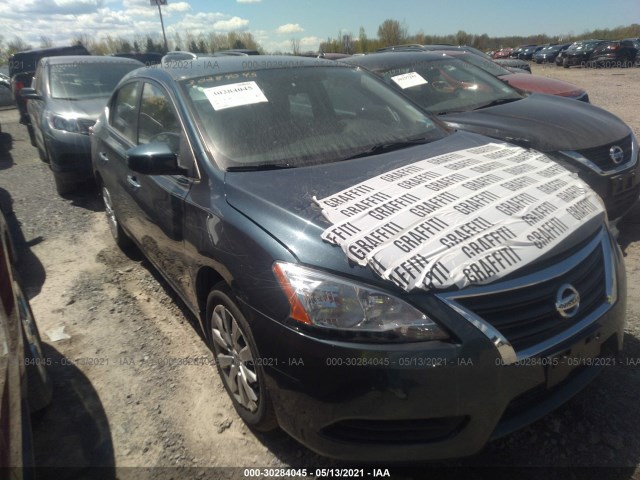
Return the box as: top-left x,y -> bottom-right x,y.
110,82 -> 139,143
138,82 -> 181,154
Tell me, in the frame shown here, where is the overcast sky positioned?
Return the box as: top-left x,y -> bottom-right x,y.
1,0 -> 638,53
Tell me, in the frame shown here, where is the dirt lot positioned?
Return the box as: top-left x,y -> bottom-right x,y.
1,64 -> 640,480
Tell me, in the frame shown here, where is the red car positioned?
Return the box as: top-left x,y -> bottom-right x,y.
492,48 -> 513,59
436,50 -> 589,102
0,205 -> 52,475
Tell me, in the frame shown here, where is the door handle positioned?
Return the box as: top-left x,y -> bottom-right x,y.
98,152 -> 109,163
127,175 -> 141,189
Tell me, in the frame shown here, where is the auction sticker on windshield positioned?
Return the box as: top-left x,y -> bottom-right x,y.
391,72 -> 428,89
203,81 -> 268,110
316,143 -> 605,291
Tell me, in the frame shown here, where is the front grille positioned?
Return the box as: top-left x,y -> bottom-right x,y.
451,239 -> 607,353
456,247 -> 605,351
575,134 -> 633,170
321,416 -> 468,444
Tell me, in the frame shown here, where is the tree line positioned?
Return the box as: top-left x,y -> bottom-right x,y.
0,31 -> 263,66
2,21 -> 640,67
318,20 -> 640,54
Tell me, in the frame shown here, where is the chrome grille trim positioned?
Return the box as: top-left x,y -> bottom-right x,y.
559,133 -> 638,175
437,228 -> 616,364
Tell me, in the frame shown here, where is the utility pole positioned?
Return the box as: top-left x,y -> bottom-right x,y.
151,0 -> 169,52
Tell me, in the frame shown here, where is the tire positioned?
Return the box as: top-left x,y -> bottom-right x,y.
26,123 -> 36,147
101,185 -> 132,250
37,145 -> 49,164
53,172 -> 76,196
15,280 -> 52,413
206,285 -> 277,432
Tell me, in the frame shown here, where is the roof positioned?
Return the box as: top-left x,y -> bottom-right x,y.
132,55 -> 344,82
40,55 -> 144,66
341,51 -> 445,71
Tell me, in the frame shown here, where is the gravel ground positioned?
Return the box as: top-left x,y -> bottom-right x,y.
1,64 -> 640,480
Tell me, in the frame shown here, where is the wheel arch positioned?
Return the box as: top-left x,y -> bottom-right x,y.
195,266 -> 226,328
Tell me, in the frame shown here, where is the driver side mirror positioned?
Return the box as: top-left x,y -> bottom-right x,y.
126,143 -> 188,176
20,88 -> 42,100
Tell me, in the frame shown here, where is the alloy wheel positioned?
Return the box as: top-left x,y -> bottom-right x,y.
211,304 -> 259,412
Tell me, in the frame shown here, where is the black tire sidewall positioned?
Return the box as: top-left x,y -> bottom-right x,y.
101,185 -> 133,250
205,285 -> 276,431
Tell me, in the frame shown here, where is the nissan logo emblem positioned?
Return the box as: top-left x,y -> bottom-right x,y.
609,145 -> 624,164
556,284 -> 580,319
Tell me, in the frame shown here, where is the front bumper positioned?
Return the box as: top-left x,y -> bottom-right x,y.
560,137 -> 640,223
564,53 -> 591,67
45,129 -> 93,180
246,230 -> 626,462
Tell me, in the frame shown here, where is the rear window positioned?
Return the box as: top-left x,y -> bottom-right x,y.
50,61 -> 140,100
9,45 -> 90,77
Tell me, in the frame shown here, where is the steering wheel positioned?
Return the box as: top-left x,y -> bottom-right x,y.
149,132 -> 181,154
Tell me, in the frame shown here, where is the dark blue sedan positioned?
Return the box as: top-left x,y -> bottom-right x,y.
90,56 -> 625,462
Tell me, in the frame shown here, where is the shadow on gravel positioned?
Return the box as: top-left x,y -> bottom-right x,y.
0,186 -> 46,297
33,343 -> 116,480
61,182 -> 105,212
0,131 -> 14,169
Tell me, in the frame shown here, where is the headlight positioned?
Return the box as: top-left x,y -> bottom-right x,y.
47,114 -> 94,135
273,262 -> 450,342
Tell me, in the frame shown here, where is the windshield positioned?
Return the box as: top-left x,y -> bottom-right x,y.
50,62 -> 140,100
375,57 -> 522,115
567,42 -> 600,51
181,66 -> 446,169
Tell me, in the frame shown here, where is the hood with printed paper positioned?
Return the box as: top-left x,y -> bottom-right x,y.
225,132 -> 607,292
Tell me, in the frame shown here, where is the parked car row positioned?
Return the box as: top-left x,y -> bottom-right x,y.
8,43 -> 639,464
493,39 -> 640,68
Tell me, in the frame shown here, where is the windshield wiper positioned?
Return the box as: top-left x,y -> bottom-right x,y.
473,97 -> 521,110
342,136 -> 431,161
226,163 -> 295,172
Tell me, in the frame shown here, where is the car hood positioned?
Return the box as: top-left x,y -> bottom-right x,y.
224,131 -> 605,290
500,73 -> 585,98
442,93 -> 629,152
47,96 -> 108,120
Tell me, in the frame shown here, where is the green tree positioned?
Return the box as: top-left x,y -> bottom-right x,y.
377,19 -> 407,47
357,27 -> 368,53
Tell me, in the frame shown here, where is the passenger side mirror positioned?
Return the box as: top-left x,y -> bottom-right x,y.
20,88 -> 42,100
126,143 -> 188,176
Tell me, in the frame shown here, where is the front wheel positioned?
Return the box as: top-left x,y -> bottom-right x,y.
206,285 -> 277,432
